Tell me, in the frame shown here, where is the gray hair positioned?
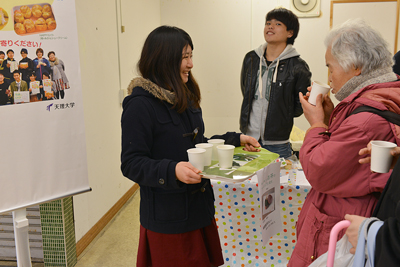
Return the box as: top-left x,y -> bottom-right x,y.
324,19 -> 393,74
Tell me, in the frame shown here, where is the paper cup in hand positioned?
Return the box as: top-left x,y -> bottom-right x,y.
217,145 -> 235,169
370,140 -> 397,173
207,139 -> 225,161
308,81 -> 331,106
195,143 -> 213,166
187,148 -> 206,171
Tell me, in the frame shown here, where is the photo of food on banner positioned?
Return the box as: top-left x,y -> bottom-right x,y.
0,8 -> 8,30
13,4 -> 56,35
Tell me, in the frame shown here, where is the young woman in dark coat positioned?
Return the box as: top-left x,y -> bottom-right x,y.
120,25 -> 260,267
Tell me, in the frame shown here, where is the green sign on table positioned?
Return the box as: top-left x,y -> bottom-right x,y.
201,147 -> 279,182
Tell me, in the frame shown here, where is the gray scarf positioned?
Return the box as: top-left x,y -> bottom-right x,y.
335,67 -> 397,101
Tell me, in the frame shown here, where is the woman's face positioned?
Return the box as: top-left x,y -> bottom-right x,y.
325,47 -> 361,94
180,45 -> 193,83
49,53 -> 55,61
37,51 -> 43,58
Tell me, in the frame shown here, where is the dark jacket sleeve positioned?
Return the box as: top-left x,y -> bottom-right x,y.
374,201 -> 400,266
240,53 -> 250,98
393,51 -> 400,76
239,51 -> 257,133
209,132 -> 242,147
120,96 -> 180,190
292,59 -> 311,117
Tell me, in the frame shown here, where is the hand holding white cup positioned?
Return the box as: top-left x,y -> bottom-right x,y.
187,148 -> 206,171
217,144 -> 235,169
370,140 -> 397,173
308,81 -> 331,106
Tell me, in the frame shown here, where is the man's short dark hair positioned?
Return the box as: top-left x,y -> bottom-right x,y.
266,8 -> 300,45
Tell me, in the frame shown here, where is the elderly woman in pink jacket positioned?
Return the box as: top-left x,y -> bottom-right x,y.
288,19 -> 400,267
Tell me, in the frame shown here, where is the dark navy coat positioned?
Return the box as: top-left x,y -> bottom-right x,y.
121,86 -> 240,234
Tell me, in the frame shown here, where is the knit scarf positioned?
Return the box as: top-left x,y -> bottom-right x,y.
49,57 -> 59,67
335,67 -> 398,101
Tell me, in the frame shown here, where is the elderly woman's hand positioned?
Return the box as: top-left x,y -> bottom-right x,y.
303,85 -> 334,126
299,92 -> 328,129
240,134 -> 261,152
322,94 -> 334,125
359,142 -> 400,169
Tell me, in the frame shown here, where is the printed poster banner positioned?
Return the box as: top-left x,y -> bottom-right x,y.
0,0 -> 90,213
257,162 -> 283,246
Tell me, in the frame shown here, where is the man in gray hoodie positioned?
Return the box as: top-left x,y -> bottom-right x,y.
239,8 -> 311,158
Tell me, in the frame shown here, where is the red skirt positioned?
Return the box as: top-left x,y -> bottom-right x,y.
137,219 -> 224,267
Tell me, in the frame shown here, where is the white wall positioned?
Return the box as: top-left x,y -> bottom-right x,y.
160,0 -> 333,135
118,0 -> 161,90
161,0 -> 252,135
161,0 -> 399,134
73,0 -> 160,241
72,0 -> 399,242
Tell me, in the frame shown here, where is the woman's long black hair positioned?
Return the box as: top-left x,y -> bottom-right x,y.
138,25 -> 201,112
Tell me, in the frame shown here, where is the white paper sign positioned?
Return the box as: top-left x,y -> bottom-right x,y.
42,79 -> 52,93
295,169 -> 311,186
8,60 -> 18,72
257,162 -> 282,246
13,91 -> 30,104
30,81 -> 40,95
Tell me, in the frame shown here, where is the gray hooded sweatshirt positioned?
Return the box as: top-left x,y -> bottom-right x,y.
247,43 -> 300,145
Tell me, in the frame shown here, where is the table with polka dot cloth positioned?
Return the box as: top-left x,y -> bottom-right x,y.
211,163 -> 310,267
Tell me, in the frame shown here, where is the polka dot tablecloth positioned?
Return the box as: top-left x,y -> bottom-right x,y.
211,163 -> 310,267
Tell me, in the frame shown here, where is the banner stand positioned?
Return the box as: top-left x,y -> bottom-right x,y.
12,208 -> 32,267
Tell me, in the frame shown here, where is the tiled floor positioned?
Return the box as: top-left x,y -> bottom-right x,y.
0,191 -> 140,267
75,191 -> 140,267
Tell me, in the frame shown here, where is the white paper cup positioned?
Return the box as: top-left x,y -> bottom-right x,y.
308,81 -> 331,106
217,144 -> 235,169
370,140 -> 397,173
187,148 -> 206,171
195,143 -> 213,166
207,139 -> 225,161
